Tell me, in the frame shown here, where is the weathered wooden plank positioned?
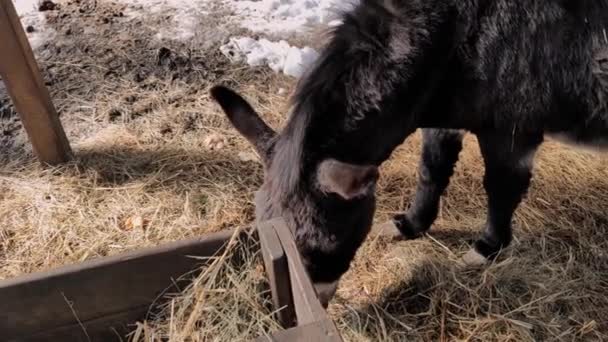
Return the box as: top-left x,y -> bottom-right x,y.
0,0 -> 72,164
257,220 -> 297,328
269,217 -> 327,325
0,228 -> 240,341
268,218 -> 343,341
255,319 -> 343,342
8,305 -> 149,342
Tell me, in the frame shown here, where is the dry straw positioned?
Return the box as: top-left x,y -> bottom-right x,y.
127,229 -> 283,341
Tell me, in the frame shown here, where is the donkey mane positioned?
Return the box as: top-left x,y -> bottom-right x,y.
269,0 -> 443,199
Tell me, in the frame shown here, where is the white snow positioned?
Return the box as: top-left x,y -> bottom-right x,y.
10,0 -> 361,78
114,0 -> 209,41
218,0 -> 361,78
220,37 -> 319,78
13,0 -> 38,16
114,0 -> 360,41
283,45 -> 319,77
12,0 -> 54,51
228,0 -> 359,35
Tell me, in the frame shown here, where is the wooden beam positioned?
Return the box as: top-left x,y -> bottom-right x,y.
0,0 -> 72,164
270,218 -> 327,325
268,218 -> 343,341
255,319 -> 343,342
11,305 -> 150,342
257,221 -> 297,328
1,218 -> 343,342
0,229 -> 239,341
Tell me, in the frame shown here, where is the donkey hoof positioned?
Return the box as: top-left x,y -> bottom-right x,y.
393,214 -> 426,239
459,248 -> 489,266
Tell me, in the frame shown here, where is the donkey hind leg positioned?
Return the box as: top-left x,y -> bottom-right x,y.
465,132 -> 541,264
394,128 -> 464,238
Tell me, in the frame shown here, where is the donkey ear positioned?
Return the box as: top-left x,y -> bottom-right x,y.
317,159 -> 379,200
210,85 -> 276,161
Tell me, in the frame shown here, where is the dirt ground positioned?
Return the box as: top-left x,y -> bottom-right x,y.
1,1 -> 607,341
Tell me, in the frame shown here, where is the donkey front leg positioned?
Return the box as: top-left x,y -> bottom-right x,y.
394,128 -> 464,238
466,132 -> 542,263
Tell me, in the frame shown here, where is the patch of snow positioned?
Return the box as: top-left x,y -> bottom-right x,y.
114,0 -> 209,41
13,0 -> 38,16
216,0 -> 362,77
220,37 -> 319,78
13,0 -> 358,76
227,0 -> 359,34
12,0 -> 54,51
283,45 -> 319,77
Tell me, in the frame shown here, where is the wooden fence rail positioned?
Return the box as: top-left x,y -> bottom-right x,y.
0,218 -> 343,342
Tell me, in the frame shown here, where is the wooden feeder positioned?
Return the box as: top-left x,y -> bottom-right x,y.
0,217 -> 344,341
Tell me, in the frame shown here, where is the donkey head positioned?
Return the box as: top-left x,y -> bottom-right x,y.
210,85 -> 379,306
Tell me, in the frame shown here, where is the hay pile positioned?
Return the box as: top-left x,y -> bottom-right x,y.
128,229 -> 283,341
0,1 -> 607,341
331,135 -> 608,341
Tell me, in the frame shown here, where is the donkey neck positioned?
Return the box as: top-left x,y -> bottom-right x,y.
288,2 -> 462,166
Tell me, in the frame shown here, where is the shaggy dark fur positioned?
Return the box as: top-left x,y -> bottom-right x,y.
211,0 -> 608,305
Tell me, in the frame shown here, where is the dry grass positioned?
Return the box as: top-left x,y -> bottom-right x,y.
127,228 -> 283,342
1,0 -> 607,341
331,135 -> 608,341
0,0 -> 292,279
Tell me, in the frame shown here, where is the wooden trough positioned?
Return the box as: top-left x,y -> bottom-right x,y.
0,217 -> 343,342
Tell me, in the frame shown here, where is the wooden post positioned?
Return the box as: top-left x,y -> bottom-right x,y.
0,0 -> 72,164
270,218 -> 328,326
255,320 -> 343,342
256,217 -> 343,342
258,221 -> 297,328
